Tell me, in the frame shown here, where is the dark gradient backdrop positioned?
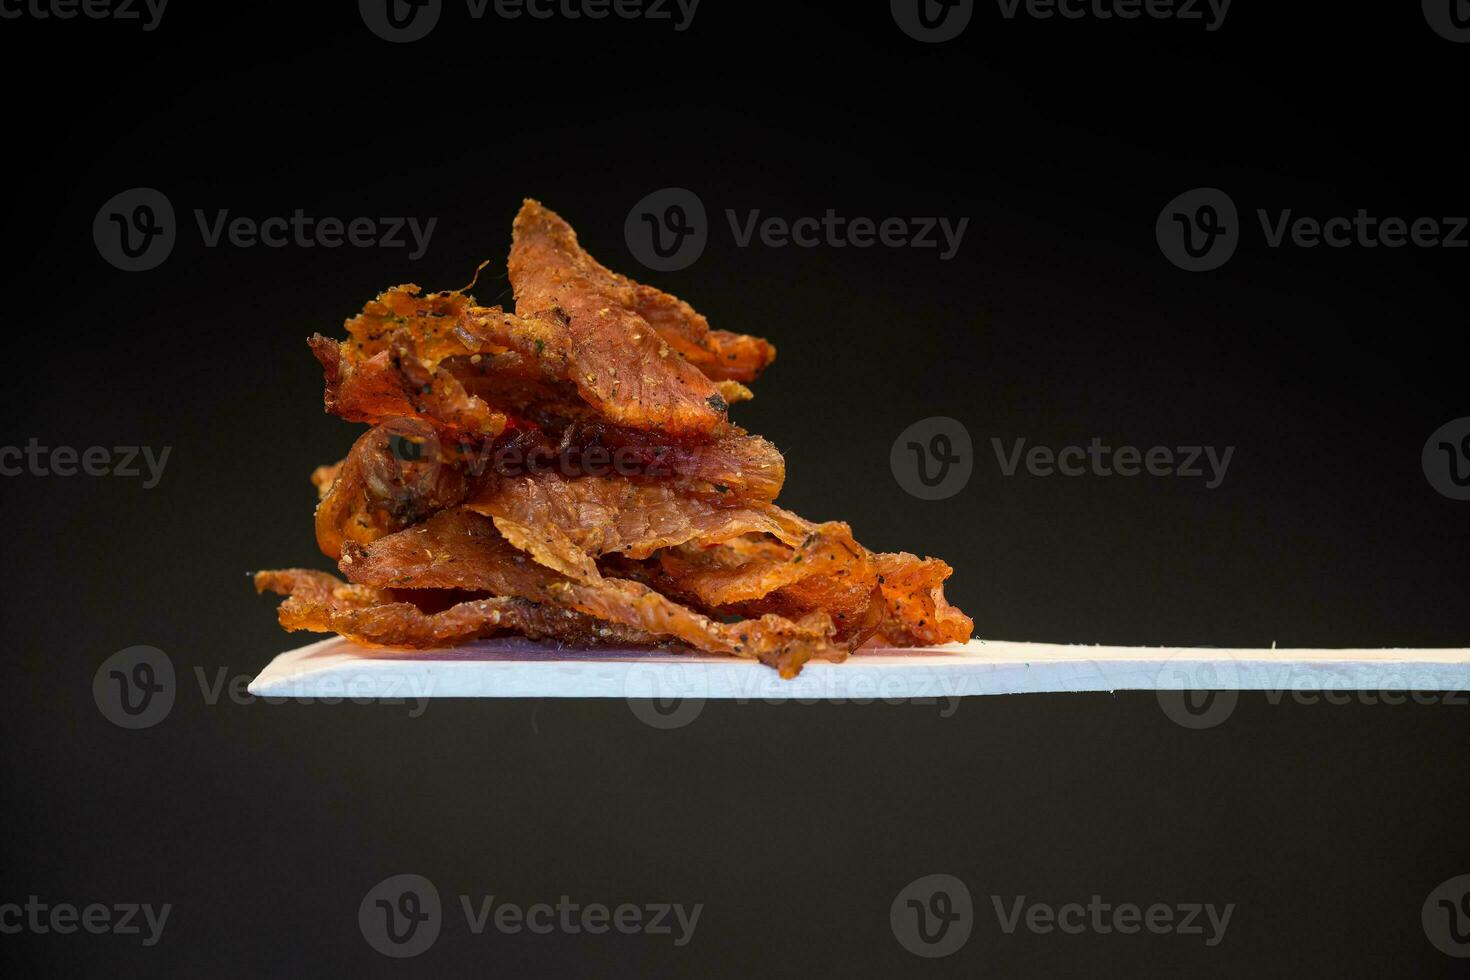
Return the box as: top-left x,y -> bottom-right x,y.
2,2 -> 1468,976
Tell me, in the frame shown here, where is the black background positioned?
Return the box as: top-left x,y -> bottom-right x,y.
2,1 -> 1468,976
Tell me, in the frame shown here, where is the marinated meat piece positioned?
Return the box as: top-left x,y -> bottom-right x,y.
311,462 -> 341,500
256,200 -> 972,677
339,510 -> 841,677
489,515 -> 604,584
872,553 -> 973,646
313,421 -> 469,560
317,283 -> 783,496
254,568 -> 659,647
312,335 -> 510,438
464,471 -> 805,572
341,283 -> 568,371
650,526 -> 973,649
630,283 -> 775,383
321,284 -> 576,434
458,422 -> 785,502
509,199 -> 733,436
652,522 -> 885,647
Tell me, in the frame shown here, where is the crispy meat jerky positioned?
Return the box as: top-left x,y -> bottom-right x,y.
313,420 -> 468,560
872,553 -> 973,646
464,471 -> 804,569
310,419 -> 786,562
468,472 -> 970,649
630,283 -> 775,383
510,199 -> 741,436
257,201 -> 972,677
253,568 -> 659,647
648,525 -> 969,649
335,509 -> 840,676
310,286 -> 573,438
463,421 -> 785,501
312,282 -> 784,496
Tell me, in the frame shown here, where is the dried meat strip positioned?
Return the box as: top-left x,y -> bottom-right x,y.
872,553 -> 973,646
463,471 -> 804,571
257,200 -> 973,677
313,421 -> 469,560
510,199 -> 736,436
338,509 -> 840,676
630,283 -> 775,383
253,568 -> 659,647
314,283 -> 785,497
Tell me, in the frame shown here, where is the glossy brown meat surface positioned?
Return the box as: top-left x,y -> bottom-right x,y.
257,201 -> 972,676
254,568 -> 660,648
337,510 -> 840,677
509,199 -> 737,436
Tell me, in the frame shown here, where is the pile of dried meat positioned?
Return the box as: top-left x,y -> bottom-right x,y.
255,201 -> 972,676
